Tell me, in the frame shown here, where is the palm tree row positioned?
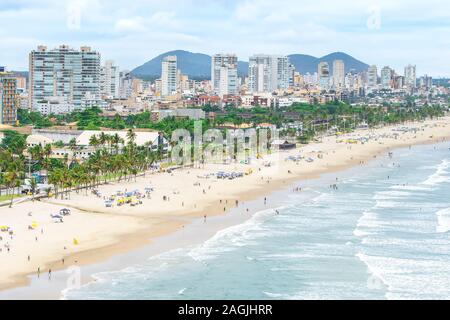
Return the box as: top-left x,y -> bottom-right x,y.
0,150 -> 25,207
47,129 -> 162,200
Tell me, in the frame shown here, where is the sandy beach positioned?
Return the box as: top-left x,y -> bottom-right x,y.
1,117 -> 450,293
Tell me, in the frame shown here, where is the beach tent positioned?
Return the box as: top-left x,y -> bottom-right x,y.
0,226 -> 9,232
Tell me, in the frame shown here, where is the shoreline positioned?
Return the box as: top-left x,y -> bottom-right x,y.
1,117 -> 450,297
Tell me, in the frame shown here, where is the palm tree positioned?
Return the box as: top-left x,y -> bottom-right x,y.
89,135 -> 99,149
99,132 -> 108,149
126,129 -> 136,144
43,144 -> 52,159
29,177 -> 38,201
69,138 -> 78,165
5,159 -> 23,208
112,133 -> 121,155
48,168 -> 62,199
45,187 -> 52,198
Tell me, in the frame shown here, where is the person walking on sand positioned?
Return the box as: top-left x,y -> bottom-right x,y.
28,255 -> 30,262
48,269 -> 52,279
204,215 -> 207,223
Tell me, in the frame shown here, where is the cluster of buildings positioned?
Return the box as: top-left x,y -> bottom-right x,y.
0,45 -> 449,126
25,128 -> 169,165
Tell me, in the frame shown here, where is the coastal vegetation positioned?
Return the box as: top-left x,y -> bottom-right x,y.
17,101 -> 445,135
3,102 -> 446,205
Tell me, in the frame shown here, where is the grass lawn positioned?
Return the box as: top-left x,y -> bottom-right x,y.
0,194 -> 25,203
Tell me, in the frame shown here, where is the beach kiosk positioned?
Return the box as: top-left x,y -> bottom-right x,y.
272,140 -> 297,150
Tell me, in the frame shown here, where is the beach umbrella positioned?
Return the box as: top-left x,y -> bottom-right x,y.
31,222 -> 38,229
73,238 -> 79,245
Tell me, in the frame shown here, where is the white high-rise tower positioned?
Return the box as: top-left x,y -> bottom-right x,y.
404,64 -> 417,88
367,65 -> 378,89
100,60 -> 120,99
332,60 -> 345,89
211,54 -> 238,97
211,54 -> 238,96
161,56 -> 177,97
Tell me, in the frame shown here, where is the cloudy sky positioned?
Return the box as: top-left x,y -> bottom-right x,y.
0,0 -> 449,76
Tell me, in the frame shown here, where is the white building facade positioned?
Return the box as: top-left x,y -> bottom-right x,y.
34,96 -> 75,115
29,45 -> 101,110
248,54 -> 290,93
161,56 -> 177,97
404,64 -> 417,88
367,65 -> 378,89
211,54 -> 238,97
381,66 -> 393,89
332,60 -> 345,89
100,60 -> 120,99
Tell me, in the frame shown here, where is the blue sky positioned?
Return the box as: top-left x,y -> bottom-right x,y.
0,0 -> 449,76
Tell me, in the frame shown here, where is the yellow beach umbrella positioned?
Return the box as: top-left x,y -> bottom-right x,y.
73,238 -> 79,245
31,222 -> 38,228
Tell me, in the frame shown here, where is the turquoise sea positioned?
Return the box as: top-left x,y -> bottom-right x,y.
64,141 -> 450,300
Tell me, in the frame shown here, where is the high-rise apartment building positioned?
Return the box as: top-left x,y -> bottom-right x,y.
332,60 -> 345,89
119,70 -> 132,99
0,72 -> 18,125
211,54 -> 238,96
248,55 -> 290,93
367,65 -> 378,89
404,64 -> 417,88
100,60 -> 120,99
288,63 -> 296,87
249,59 -> 270,93
318,61 -> 330,90
29,45 -> 101,110
161,56 -> 177,97
419,75 -> 433,89
394,75 -> 405,89
218,66 -> 238,97
381,66 -> 393,89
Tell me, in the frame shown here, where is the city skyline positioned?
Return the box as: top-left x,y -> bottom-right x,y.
0,0 -> 449,77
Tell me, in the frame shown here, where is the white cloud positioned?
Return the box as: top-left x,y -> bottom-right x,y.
149,11 -> 176,26
0,0 -> 448,75
115,16 -> 147,32
114,11 -> 177,33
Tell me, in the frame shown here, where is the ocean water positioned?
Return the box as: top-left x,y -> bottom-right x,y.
64,141 -> 450,300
